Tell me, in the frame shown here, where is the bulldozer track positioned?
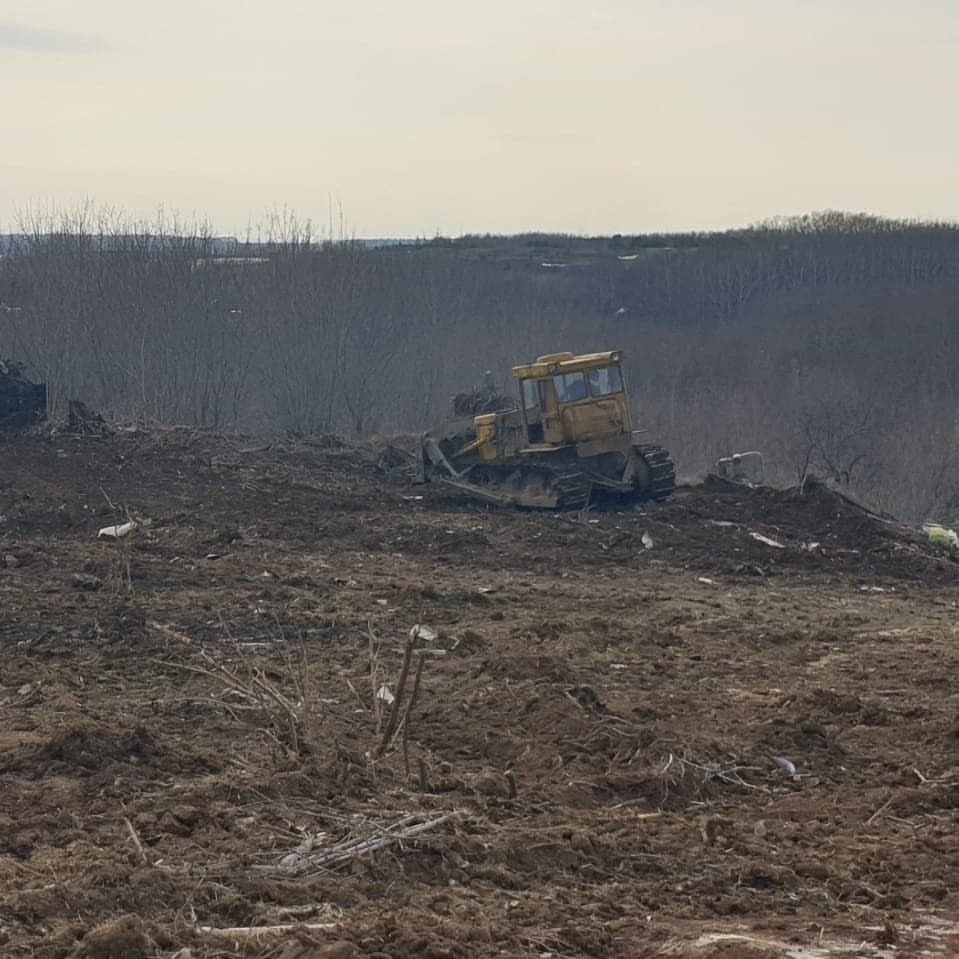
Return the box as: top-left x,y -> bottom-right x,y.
438,449 -> 675,511
634,444 -> 676,502
551,473 -> 593,511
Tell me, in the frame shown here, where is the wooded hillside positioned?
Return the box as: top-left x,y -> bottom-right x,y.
2,211 -> 957,522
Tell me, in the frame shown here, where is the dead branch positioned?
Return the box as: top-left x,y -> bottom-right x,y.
367,621 -> 382,733
198,922 -> 337,939
267,813 -> 453,878
146,621 -> 192,645
398,654 -> 426,776
123,816 -> 149,866
376,626 -> 417,755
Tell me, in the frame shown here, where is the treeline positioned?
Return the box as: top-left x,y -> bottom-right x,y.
1,209 -> 958,522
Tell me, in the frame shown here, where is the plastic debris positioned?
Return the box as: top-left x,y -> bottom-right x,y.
697,576 -> 717,586
749,531 -> 785,549
773,756 -> 796,776
98,521 -> 137,539
376,685 -> 394,705
641,532 -> 654,550
922,524 -> 959,551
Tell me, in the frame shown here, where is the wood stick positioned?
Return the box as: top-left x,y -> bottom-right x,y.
398,655 -> 426,777
198,922 -> 337,939
377,627 -> 416,755
866,793 -> 894,825
146,621 -> 193,645
367,622 -> 381,733
123,817 -> 149,866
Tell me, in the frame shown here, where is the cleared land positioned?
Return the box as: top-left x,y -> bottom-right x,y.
1,428 -> 958,958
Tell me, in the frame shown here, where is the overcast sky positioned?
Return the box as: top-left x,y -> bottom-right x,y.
2,1 -> 957,237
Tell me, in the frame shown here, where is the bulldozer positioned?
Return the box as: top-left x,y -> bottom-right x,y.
416,350 -> 675,509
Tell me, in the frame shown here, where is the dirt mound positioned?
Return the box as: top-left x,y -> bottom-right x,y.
40,723 -> 156,771
0,359 -> 46,431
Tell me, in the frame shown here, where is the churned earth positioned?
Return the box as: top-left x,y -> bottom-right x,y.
1,427 -> 957,958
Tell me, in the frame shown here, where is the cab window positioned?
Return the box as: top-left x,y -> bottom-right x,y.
521,378 -> 540,410
586,365 -> 623,397
553,372 -> 587,403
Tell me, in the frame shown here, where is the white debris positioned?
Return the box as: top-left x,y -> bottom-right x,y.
97,521 -> 137,539
477,586 -> 496,594
800,541 -> 821,551
773,756 -> 797,776
697,576 -> 717,586
923,524 -> 959,551
415,625 -> 437,642
609,663 -> 628,670
641,532 -> 654,550
750,531 -> 785,549
376,684 -> 394,705
715,450 -> 766,487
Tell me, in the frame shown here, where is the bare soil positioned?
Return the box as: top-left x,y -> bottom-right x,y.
1,427 -> 958,958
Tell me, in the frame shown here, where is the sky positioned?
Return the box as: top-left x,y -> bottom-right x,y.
2,0 -> 957,238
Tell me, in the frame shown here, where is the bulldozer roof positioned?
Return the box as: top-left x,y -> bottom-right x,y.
511,350 -> 623,379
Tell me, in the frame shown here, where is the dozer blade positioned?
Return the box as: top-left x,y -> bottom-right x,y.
434,476 -> 518,507
434,468 -> 591,510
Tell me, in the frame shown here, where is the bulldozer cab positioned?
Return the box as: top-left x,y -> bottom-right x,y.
513,351 -> 632,448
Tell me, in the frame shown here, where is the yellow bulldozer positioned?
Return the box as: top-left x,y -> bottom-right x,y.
416,349 -> 674,509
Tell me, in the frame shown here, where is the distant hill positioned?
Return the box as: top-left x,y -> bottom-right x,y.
2,211 -> 958,521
